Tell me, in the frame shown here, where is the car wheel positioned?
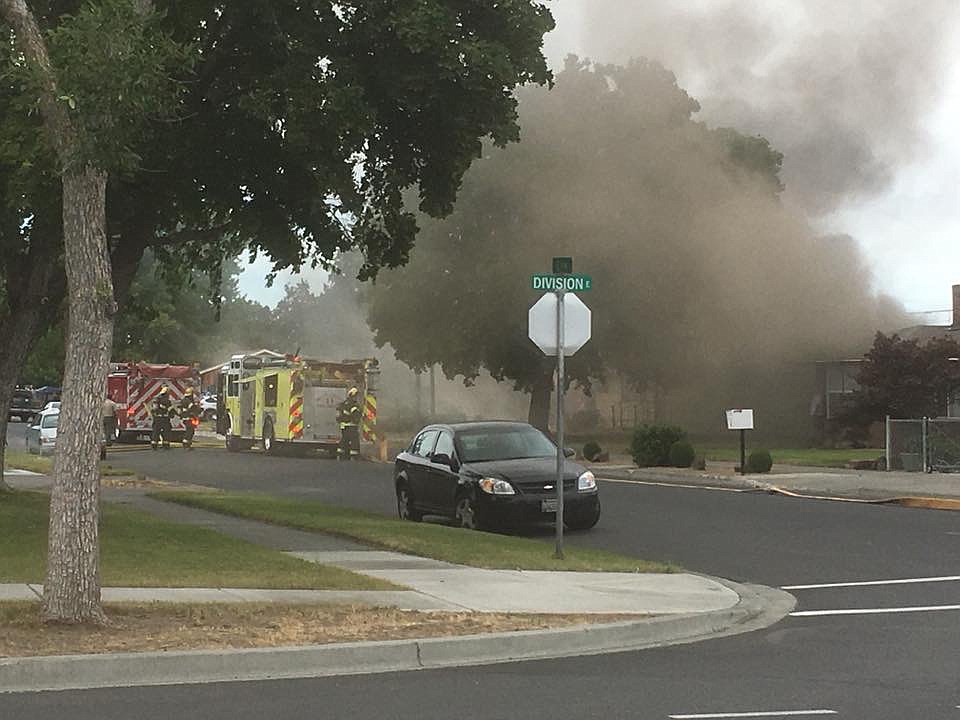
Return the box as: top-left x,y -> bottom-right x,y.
455,493 -> 484,531
565,501 -> 601,531
396,484 -> 423,522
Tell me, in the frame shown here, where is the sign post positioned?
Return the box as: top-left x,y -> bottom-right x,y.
554,290 -> 565,559
528,260 -> 592,560
725,409 -> 754,475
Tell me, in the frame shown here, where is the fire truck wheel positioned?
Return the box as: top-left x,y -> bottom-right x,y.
263,421 -> 277,455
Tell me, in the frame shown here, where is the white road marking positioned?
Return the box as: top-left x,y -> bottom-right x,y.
791,604 -> 960,617
669,711 -> 837,719
782,575 -> 960,590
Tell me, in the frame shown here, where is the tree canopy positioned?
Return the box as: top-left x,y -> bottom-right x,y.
367,57 -> 902,434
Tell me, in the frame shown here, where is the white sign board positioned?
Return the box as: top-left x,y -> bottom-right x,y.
528,293 -> 591,356
725,409 -> 754,430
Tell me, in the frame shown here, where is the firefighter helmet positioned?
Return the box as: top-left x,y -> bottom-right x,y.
347,386 -> 359,398
159,386 -> 169,396
184,387 -> 194,396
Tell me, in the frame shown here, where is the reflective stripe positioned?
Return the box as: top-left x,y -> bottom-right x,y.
362,394 -> 377,441
288,371 -> 304,439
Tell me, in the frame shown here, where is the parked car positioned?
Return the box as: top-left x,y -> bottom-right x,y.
394,421 -> 600,531
9,388 -> 38,423
200,394 -> 217,421
25,409 -> 59,455
43,401 -> 61,412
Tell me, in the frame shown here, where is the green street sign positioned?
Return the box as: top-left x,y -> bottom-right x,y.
531,274 -> 592,292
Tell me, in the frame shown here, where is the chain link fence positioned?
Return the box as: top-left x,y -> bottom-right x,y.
886,417 -> 960,472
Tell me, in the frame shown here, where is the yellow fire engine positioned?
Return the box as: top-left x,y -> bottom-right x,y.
216,353 -> 379,455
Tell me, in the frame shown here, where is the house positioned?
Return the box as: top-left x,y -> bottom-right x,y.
814,284 -> 960,439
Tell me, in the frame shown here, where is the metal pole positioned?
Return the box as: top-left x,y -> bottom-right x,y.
922,417 -> 928,473
555,290 -> 565,560
884,415 -> 891,472
739,429 -> 746,475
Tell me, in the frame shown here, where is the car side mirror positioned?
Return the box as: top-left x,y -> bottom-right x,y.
563,447 -> 576,458
431,452 -> 459,471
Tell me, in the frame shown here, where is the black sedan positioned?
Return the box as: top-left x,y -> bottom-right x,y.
393,421 -> 600,531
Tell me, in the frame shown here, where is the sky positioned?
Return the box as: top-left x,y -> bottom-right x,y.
239,1 -> 960,325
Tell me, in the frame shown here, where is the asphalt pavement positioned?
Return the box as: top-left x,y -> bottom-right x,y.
7,426 -> 960,716
1,476 -> 792,693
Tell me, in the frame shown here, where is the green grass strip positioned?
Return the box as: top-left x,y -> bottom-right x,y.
151,491 -> 679,574
4,450 -> 135,477
699,447 -> 882,468
0,490 -> 393,590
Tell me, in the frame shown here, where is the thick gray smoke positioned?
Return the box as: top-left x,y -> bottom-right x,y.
561,0 -> 960,213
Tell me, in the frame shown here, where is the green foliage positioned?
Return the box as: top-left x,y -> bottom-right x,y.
582,440 -> 602,461
668,439 -> 696,468
747,449 -> 773,474
631,424 -> 687,467
19,325 -> 64,387
45,0 -> 194,172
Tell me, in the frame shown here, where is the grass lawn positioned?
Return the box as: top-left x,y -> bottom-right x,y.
4,450 -> 135,477
0,490 -> 393,590
151,491 -> 679,574
699,446 -> 883,468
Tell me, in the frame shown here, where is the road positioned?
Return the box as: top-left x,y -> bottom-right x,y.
5,436 -> 960,717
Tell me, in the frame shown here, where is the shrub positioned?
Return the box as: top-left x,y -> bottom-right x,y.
582,440 -> 603,462
668,440 -> 695,468
631,424 -> 686,467
747,449 -> 773,474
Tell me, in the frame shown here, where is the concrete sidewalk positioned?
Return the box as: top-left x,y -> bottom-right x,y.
0,475 -> 794,691
590,459 -> 960,506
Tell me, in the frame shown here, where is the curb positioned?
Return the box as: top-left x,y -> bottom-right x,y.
597,470 -> 960,512
0,581 -> 794,693
764,485 -> 960,512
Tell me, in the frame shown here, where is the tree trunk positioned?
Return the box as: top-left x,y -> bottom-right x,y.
528,364 -> 553,432
43,167 -> 114,624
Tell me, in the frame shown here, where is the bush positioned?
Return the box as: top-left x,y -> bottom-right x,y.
582,440 -> 603,462
631,424 -> 686,467
668,440 -> 695,468
747,449 -> 773,474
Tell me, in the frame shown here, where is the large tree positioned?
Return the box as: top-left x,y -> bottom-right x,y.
367,58 -> 900,435
1,0 -> 555,622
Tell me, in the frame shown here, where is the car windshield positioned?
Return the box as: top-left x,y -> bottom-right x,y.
457,426 -> 556,463
40,413 -> 59,429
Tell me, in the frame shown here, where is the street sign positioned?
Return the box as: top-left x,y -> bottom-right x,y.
725,409 -> 754,430
531,274 -> 592,292
553,256 -> 573,274
528,292 -> 591,356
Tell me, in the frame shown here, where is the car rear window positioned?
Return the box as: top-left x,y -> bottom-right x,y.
41,413 -> 59,429
457,427 -> 556,463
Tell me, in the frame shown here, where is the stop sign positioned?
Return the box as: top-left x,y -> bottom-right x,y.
528,293 -> 591,356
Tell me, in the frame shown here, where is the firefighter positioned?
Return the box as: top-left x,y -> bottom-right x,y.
178,386 -> 202,449
337,386 -> 362,460
150,386 -> 175,450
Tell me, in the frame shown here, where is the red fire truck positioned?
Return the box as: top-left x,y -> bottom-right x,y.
107,362 -> 200,442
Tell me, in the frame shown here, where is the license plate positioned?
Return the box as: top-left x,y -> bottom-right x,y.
541,498 -> 558,512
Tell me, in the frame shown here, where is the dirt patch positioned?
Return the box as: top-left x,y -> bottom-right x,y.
0,602 -> 643,657
100,475 -> 211,491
